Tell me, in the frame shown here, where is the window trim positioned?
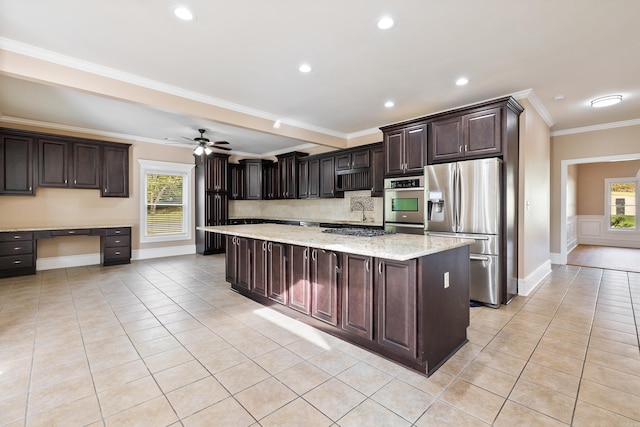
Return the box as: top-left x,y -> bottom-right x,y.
138,159 -> 195,243
605,176 -> 638,231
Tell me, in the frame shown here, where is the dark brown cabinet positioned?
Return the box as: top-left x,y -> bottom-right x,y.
229,163 -> 244,200
341,254 -> 374,340
241,159 -> 272,200
319,157 -> 335,198
376,258 -> 417,358
263,161 -> 279,200
38,139 -> 69,187
196,153 -> 229,254
298,157 -> 321,199
0,231 -> 35,277
429,106 -> 502,163
73,143 -> 101,189
267,242 -> 288,304
102,144 -> 129,197
0,133 -> 35,195
252,240 -> 268,297
311,249 -> 340,326
370,143 -> 384,197
335,149 -> 369,171
101,227 -> 131,266
382,123 -> 427,176
226,235 -> 251,291
288,245 -> 311,315
276,151 -> 307,199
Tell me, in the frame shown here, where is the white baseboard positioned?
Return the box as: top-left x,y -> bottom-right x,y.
37,253 -> 101,270
550,252 -> 566,265
518,260 -> 552,297
577,238 -> 640,249
133,245 -> 196,260
35,245 -> 197,270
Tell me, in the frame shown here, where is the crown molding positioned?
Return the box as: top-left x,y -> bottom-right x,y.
551,118 -> 640,137
347,127 -> 382,139
0,37 -> 347,139
511,89 -> 555,127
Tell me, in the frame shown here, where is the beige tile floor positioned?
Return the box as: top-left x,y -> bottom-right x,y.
1,254 -> 639,426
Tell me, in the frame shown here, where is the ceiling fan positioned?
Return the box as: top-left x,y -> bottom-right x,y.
175,128 -> 232,155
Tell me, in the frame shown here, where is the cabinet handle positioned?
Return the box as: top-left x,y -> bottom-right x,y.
365,259 -> 370,272
14,247 -> 21,250
13,260 -> 22,264
29,187 -> 32,191
465,144 -> 468,152
378,261 -> 383,275
115,251 -> 121,255
262,241 -> 267,251
13,236 -> 20,239
115,230 -> 121,234
68,231 -> 75,234
408,128 -> 423,134
304,248 -> 308,260
115,240 -> 121,243
459,146 -> 462,153
311,249 -> 316,261
268,242 -> 272,252
74,179 -> 77,185
65,179 -> 67,184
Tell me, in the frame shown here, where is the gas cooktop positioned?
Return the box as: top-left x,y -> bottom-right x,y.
321,228 -> 392,237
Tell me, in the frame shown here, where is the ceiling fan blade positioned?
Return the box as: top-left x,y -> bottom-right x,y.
213,141 -> 230,145
180,136 -> 195,142
212,145 -> 232,151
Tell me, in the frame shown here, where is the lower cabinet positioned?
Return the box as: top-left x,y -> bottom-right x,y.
341,254 -> 374,340
101,227 -> 132,266
0,231 -> 35,277
288,245 -> 311,314
267,242 -> 288,304
226,235 -> 251,291
311,249 -> 340,326
252,240 -> 268,297
376,258 -> 417,358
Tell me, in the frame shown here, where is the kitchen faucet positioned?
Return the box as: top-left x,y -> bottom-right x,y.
353,201 -> 366,222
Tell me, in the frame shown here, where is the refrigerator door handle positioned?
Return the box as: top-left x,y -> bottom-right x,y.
470,255 -> 490,262
454,164 -> 461,232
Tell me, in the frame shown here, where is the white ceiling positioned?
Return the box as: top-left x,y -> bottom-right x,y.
0,0 -> 639,156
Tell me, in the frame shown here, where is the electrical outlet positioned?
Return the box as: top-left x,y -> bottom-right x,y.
444,271 -> 449,288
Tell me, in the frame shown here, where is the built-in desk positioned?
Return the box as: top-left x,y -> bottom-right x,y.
0,225 -> 132,278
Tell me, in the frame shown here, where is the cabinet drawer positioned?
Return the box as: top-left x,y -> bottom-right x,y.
103,247 -> 129,259
106,227 -> 131,236
50,229 -> 91,237
0,241 -> 33,256
105,235 -> 130,248
0,254 -> 34,270
0,231 -> 33,242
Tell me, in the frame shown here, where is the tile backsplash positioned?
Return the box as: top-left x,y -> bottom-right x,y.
229,190 -> 383,225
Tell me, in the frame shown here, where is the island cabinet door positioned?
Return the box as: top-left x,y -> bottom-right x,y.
267,242 -> 288,305
376,258 -> 418,358
341,254 -> 373,340
225,235 -> 238,285
288,245 -> 311,315
236,237 -> 252,292
252,240 -> 268,297
311,249 -> 339,326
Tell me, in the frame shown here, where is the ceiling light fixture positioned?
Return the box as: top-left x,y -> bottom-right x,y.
377,16 -> 394,30
456,77 -> 469,86
298,64 -> 312,73
193,145 -> 204,156
590,94 -> 622,108
174,6 -> 195,21
384,100 -> 395,108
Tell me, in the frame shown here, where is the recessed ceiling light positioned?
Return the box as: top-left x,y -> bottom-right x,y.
590,94 -> 622,108
174,6 -> 195,21
377,16 -> 394,30
455,77 -> 469,86
298,64 -> 312,73
384,101 -> 395,108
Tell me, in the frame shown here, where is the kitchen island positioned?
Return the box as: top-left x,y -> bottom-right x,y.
199,223 -> 473,376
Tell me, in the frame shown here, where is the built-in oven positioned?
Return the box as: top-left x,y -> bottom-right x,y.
383,175 -> 425,235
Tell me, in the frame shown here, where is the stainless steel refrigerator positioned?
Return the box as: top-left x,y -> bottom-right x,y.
425,158 -> 502,307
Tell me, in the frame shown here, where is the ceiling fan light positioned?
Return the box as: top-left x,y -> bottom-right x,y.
193,145 -> 204,156
590,94 -> 622,108
204,146 -> 213,155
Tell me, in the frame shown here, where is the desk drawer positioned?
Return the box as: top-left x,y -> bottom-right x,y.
106,227 -> 131,236
0,232 -> 34,242
105,235 -> 130,248
0,254 -> 35,270
103,247 -> 130,259
50,229 -> 91,236
0,241 -> 33,256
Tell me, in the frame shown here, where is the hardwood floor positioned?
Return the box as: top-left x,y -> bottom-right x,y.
567,244 -> 640,273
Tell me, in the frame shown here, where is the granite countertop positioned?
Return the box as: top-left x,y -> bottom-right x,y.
0,225 -> 133,232
198,224 -> 473,261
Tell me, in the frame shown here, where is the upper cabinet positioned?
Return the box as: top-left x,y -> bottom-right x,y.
381,123 -> 427,177
229,163 -> 244,200
205,153 -> 229,192
0,128 -> 129,197
102,143 -> 130,197
276,151 -> 307,199
426,97 -> 523,164
0,132 -> 35,195
429,106 -> 502,163
335,148 -> 369,172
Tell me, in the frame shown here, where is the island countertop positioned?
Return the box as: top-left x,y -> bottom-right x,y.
198,224 -> 473,261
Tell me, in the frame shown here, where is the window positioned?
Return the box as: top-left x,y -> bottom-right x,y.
139,160 -> 194,243
605,177 -> 637,230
